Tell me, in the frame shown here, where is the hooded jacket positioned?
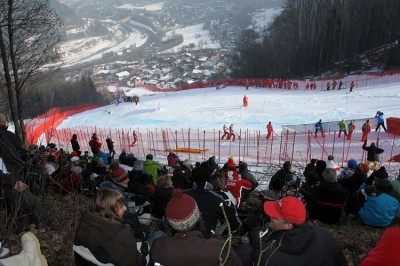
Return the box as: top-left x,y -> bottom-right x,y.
143,159 -> 162,185
251,224 -> 347,266
362,142 -> 384,161
74,212 -> 143,266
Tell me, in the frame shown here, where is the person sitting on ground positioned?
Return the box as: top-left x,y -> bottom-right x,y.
303,168 -> 349,224
268,161 -> 293,190
51,158 -> 80,194
185,168 -> 241,238
249,196 -> 347,266
303,158 -> 317,178
390,169 -> 400,218
149,189 -> 242,266
143,154 -> 164,186
360,226 -> 400,266
260,178 -> 285,201
340,162 -> 368,195
74,188 -> 144,266
0,232 -> 47,266
357,166 -> 400,227
239,161 -> 258,189
223,158 -> 253,207
326,155 -> 342,176
119,149 -> 130,166
152,174 -> 174,219
126,160 -> 153,215
172,159 -> 193,189
166,149 -> 181,167
337,159 -> 358,182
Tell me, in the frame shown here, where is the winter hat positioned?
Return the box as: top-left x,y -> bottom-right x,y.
323,168 -> 337,183
239,162 -> 248,170
227,157 -> 236,168
373,166 -> 389,180
356,163 -> 369,175
182,159 -> 192,168
70,156 -> 80,165
347,159 -> 358,169
111,165 -> 129,183
165,189 -> 201,232
133,159 -> 144,171
264,196 -> 306,225
70,151 -> 78,157
327,155 -> 334,161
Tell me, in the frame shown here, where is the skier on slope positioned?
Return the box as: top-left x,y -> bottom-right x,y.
130,130 -> 138,147
221,124 -> 230,140
229,124 -> 236,141
361,119 -> 372,142
347,120 -> 356,140
266,122 -> 274,140
243,95 -> 248,108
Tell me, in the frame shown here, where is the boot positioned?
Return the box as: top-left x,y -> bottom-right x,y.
0,232 -> 47,266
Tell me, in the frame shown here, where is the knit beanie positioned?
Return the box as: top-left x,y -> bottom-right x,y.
165,189 -> 201,232
133,159 -> 144,171
347,159 -> 358,169
373,166 -> 389,180
356,163 -> 369,175
111,166 -> 129,183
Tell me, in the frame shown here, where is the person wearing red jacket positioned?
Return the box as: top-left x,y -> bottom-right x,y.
361,119 -> 372,142
243,95 -> 248,108
89,133 -> 102,155
266,122 -> 274,139
347,120 -> 356,140
130,130 -> 138,147
223,159 -> 252,208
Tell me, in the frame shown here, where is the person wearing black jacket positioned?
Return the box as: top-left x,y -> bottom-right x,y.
250,196 -> 347,266
0,113 -> 50,231
184,167 -> 241,238
269,161 -> 293,190
362,140 -> 384,171
70,133 -> 81,156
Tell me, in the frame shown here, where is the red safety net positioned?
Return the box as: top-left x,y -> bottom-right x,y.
25,104 -> 105,145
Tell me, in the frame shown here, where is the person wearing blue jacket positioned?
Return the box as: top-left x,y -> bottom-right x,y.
314,119 -> 324,137
357,167 -> 400,227
375,111 -> 387,132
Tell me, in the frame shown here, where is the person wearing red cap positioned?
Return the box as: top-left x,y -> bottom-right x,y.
150,189 -> 242,266
250,196 -> 347,266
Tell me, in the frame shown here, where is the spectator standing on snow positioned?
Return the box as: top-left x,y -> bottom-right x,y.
332,80 -> 337,90
350,81 -> 355,92
337,119 -> 348,138
362,140 -> 384,171
361,119 -> 372,142
89,133 -> 102,155
326,81 -> 331,91
338,80 -> 343,90
314,119 -> 324,137
347,120 -> 356,140
106,136 -> 115,159
70,133 -> 81,156
266,122 -> 274,140
375,111 -> 387,132
221,124 -> 229,140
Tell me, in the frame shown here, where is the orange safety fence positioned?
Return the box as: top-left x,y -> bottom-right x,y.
25,104 -> 105,145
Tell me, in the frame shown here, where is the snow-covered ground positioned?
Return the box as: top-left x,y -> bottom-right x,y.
161,23 -> 220,53
58,82 -> 400,132
252,8 -> 283,33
